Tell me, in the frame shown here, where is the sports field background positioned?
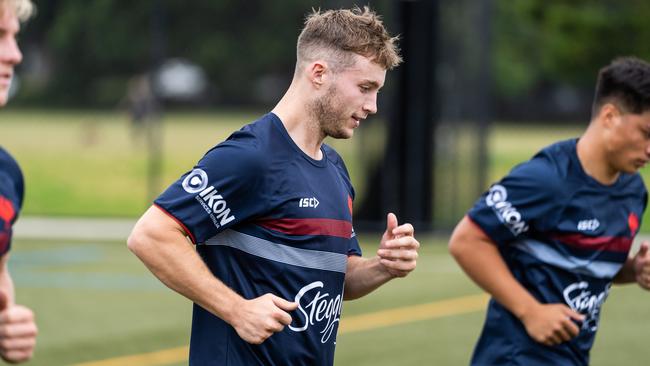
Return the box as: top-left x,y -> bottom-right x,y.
10,236 -> 650,366
4,110 -> 650,365
3,109 -> 649,231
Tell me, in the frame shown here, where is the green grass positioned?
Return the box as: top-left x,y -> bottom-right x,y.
2,110 -> 649,231
11,238 -> 191,365
9,234 -> 650,366
1,109 -> 359,218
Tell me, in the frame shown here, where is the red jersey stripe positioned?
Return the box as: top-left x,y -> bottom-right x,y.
256,218 -> 352,239
552,233 -> 632,253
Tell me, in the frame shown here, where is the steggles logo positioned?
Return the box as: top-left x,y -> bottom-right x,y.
563,281 -> 610,332
289,281 -> 343,344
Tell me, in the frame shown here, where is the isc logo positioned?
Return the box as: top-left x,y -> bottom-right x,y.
577,219 -> 600,231
299,197 -> 319,208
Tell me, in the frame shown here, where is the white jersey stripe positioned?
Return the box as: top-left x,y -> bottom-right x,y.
513,239 -> 623,279
204,229 -> 348,273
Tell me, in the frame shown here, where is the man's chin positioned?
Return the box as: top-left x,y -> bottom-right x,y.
324,127 -> 354,140
332,130 -> 354,139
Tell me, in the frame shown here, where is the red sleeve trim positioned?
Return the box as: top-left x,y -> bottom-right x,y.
153,203 -> 198,244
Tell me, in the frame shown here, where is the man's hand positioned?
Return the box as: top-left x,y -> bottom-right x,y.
376,213 -> 419,278
633,241 -> 650,290
230,294 -> 298,345
0,291 -> 37,363
519,302 -> 585,346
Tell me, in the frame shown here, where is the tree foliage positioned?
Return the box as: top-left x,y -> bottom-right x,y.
13,1 -> 650,109
493,0 -> 650,97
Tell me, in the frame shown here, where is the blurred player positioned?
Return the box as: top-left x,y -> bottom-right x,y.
449,57 -> 650,365
128,6 -> 419,365
0,0 -> 38,363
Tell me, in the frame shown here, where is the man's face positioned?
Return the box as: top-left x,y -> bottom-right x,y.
311,54 -> 386,139
0,4 -> 22,106
605,108 -> 650,174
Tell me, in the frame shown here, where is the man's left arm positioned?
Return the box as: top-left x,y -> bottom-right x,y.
614,241 -> 650,289
344,213 -> 419,300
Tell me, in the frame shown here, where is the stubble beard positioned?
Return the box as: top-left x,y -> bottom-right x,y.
310,85 -> 351,140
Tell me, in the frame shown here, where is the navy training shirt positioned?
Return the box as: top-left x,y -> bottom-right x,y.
0,147 -> 24,255
468,139 -> 647,366
155,113 -> 361,366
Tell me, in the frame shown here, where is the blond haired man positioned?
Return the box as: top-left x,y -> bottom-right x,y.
128,6 -> 419,365
0,0 -> 38,363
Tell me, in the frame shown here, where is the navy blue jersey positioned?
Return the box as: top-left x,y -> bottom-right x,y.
468,139 -> 647,366
0,147 -> 24,255
155,113 -> 361,366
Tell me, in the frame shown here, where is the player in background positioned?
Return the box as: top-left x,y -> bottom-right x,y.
128,6 -> 419,366
449,57 -> 650,365
0,0 -> 38,363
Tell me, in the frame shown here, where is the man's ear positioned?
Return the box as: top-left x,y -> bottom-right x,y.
598,102 -> 622,129
308,61 -> 328,88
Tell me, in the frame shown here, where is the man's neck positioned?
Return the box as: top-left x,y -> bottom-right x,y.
272,89 -> 325,160
576,128 -> 619,185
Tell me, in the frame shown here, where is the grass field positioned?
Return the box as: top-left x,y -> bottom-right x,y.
10,234 -> 650,366
2,109 -> 649,231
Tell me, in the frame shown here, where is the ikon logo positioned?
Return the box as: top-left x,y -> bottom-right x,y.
182,169 -> 209,194
485,184 -> 529,236
182,169 -> 235,228
196,186 -> 235,227
299,197 -> 319,208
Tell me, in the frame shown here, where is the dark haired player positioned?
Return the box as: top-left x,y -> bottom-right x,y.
449,56 -> 650,365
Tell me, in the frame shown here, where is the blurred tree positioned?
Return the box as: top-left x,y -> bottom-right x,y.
11,0 -> 650,111
493,0 -> 650,97
26,0 -> 318,107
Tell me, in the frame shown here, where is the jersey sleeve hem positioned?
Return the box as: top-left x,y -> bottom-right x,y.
466,213 -> 500,246
154,203 -> 198,244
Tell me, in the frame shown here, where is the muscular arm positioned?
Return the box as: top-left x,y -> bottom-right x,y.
128,205 -> 243,320
127,205 -> 297,344
448,216 -> 584,346
344,213 -> 419,300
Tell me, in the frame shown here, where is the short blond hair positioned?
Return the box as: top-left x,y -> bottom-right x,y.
297,6 -> 402,72
0,0 -> 35,22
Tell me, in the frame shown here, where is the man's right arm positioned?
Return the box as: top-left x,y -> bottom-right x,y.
127,205 -> 297,344
448,215 -> 585,346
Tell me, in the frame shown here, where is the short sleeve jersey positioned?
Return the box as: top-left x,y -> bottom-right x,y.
155,113 -> 361,366
468,139 -> 647,366
0,147 -> 24,255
